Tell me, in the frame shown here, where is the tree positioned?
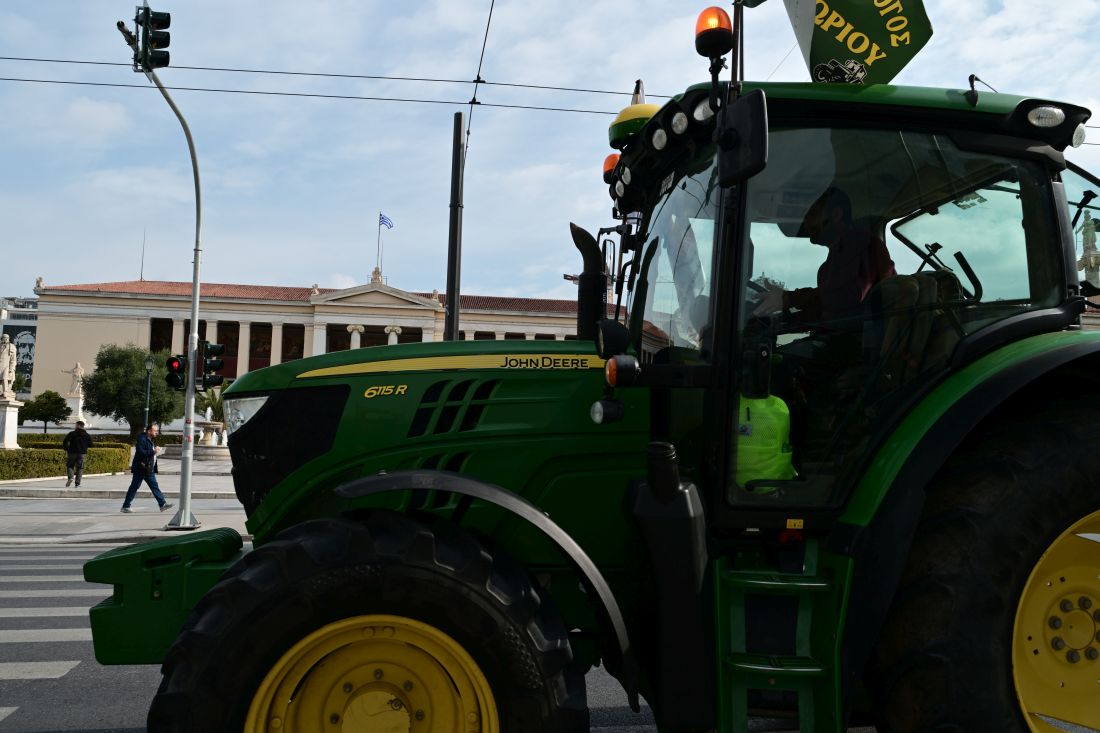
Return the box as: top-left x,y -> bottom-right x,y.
82,344 -> 184,438
196,387 -> 224,422
19,390 -> 72,434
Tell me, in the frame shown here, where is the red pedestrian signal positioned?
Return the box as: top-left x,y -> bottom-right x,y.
165,355 -> 187,390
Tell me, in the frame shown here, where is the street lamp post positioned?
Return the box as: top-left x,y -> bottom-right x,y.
143,356 -> 154,429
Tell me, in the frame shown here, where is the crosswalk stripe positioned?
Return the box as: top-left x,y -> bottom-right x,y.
0,576 -> 85,582
0,661 -> 80,680
0,707 -> 16,722
0,565 -> 86,570
0,589 -> 107,598
0,607 -> 89,618
0,628 -> 93,643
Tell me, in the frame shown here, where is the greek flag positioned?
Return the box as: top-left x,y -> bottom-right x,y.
379,213 -> 394,229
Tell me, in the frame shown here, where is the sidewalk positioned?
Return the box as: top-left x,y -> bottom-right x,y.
0,459 -> 248,545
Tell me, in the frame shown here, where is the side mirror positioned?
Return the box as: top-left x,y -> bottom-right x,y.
716,89 -> 768,187
596,318 -> 632,359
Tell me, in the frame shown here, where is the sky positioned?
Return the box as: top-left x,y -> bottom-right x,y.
2,0 -> 1100,301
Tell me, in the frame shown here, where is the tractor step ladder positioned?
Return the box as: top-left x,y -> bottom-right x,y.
714,539 -> 849,733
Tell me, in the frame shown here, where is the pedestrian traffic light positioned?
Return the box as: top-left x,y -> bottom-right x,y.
165,354 -> 187,390
198,340 -> 225,391
138,7 -> 171,71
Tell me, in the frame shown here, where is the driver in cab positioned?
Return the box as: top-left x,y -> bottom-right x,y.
755,186 -> 896,329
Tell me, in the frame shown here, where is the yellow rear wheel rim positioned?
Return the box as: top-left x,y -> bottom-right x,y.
1013,509 -> 1100,733
244,614 -> 500,733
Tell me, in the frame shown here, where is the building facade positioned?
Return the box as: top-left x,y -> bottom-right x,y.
30,276 -> 582,398
1,295 -> 38,395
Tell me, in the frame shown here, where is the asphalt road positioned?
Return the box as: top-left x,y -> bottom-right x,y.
0,542 -> 666,732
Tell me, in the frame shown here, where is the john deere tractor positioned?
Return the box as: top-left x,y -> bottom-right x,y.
85,8 -> 1100,733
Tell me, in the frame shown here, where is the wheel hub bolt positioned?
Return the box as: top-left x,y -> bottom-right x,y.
1093,610 -> 1100,623
403,681 -> 413,692
330,713 -> 340,724
1080,596 -> 1093,610
1067,650 -> 1081,664
1086,648 -> 1099,661
415,710 -> 425,721
374,669 -> 384,680
1049,616 -> 1063,629
1060,599 -> 1074,613
343,682 -> 353,693
1052,637 -> 1066,650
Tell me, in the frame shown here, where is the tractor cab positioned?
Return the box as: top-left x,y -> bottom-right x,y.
599,77 -> 1092,522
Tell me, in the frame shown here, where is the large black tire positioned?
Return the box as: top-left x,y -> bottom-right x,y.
871,404 -> 1100,732
148,513 -> 588,732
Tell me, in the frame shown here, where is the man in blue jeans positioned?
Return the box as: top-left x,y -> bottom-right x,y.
121,424 -> 173,513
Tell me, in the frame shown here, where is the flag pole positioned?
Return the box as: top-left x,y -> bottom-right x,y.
376,212 -> 382,271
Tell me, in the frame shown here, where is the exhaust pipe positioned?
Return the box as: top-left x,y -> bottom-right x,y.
569,223 -> 608,341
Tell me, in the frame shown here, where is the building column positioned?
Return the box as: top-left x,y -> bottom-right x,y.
421,330 -> 435,343
303,324 -> 315,357
555,334 -> 566,341
463,331 -> 476,341
171,319 -> 184,354
385,325 -> 402,345
270,322 -> 283,365
524,332 -> 537,340
204,320 -> 218,343
312,324 -> 327,356
347,324 -> 364,349
237,321 -> 252,376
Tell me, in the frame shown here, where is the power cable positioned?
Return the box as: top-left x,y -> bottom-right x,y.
0,55 -> 670,99
0,76 -> 616,114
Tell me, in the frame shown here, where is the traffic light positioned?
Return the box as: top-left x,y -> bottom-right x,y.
138,7 -> 171,71
165,354 -> 187,390
198,340 -> 225,391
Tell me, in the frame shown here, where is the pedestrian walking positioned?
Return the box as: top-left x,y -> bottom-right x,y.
121,424 -> 173,513
61,420 -> 93,488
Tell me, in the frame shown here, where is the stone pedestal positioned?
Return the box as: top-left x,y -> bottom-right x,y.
0,398 -> 25,450
65,395 -> 84,423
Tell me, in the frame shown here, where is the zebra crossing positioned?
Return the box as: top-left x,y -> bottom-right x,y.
0,544 -> 116,731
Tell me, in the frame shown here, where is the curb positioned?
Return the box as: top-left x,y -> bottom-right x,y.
0,488 -> 238,499
0,472 -> 122,486
0,532 -> 254,545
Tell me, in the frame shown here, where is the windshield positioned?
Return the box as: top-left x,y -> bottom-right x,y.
627,155 -> 720,361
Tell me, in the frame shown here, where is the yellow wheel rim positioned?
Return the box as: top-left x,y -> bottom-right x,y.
1013,509 -> 1100,733
244,614 -> 499,733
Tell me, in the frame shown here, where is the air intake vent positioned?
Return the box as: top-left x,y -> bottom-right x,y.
406,379 -> 500,438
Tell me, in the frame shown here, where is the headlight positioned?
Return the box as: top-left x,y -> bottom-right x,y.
1072,122 -> 1087,148
671,111 -> 689,135
223,396 -> 269,435
693,99 -> 715,122
652,128 -> 668,150
1026,106 -> 1066,128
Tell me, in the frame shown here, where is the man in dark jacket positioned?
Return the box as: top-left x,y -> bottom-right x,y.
62,420 -> 93,488
120,424 -> 173,513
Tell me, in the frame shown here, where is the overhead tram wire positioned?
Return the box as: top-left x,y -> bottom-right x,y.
0,76 -> 617,115
0,55 -> 671,100
465,0 -> 495,160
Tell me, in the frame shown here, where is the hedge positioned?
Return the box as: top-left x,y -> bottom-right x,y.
21,441 -> 131,451
16,432 -> 182,447
0,447 -> 131,481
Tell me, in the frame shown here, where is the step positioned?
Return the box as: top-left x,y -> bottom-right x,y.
721,572 -> 831,593
725,653 -> 826,678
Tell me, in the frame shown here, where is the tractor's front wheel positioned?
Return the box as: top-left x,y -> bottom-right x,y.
147,514 -> 588,733
873,405 -> 1100,732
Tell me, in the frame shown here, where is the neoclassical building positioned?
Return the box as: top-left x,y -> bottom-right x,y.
30,272 -> 582,398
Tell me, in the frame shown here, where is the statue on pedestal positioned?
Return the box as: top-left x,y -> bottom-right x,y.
62,362 -> 85,398
0,334 -> 15,400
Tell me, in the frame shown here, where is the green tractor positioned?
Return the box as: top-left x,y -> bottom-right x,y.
85,11 -> 1100,733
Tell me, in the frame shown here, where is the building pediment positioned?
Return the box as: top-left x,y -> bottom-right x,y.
310,282 -> 442,311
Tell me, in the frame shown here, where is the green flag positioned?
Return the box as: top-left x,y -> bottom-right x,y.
782,0 -> 933,85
